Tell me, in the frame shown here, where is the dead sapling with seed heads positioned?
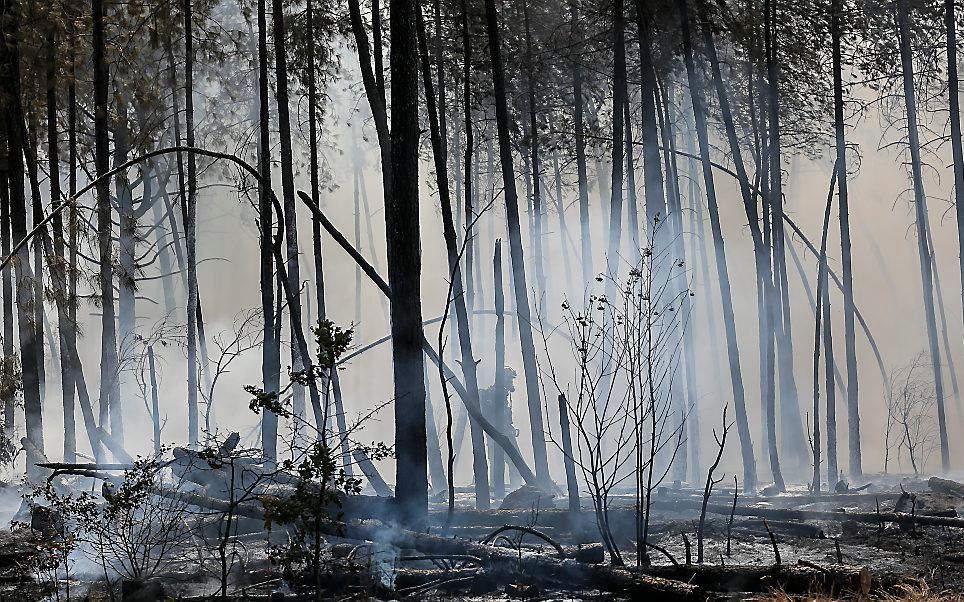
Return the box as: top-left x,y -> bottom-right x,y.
541,217 -> 689,567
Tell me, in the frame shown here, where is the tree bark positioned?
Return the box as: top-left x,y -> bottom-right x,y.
390,0 -> 429,526
898,0 -> 950,472
482,0 -> 551,485
679,0 -> 758,491
45,27 -> 77,463
948,0 -> 964,439
417,5 -> 490,510
256,0 -> 280,464
92,0 -> 116,464
571,1 -> 593,287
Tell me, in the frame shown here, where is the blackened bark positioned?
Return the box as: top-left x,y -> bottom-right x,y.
812,168 -> 837,493
633,2 -> 667,234
523,5 -> 546,315
608,0 -> 626,271
417,5 -> 490,509
949,0 -> 964,440
491,239 -> 507,498
257,0 -> 280,463
0,7 -> 43,472
184,0 -> 200,447
46,28 -> 76,463
0,130 -> 13,438
92,0 -> 116,464
272,0 -> 320,443
571,1 -> 593,287
763,0 -> 785,491
679,0 -> 757,491
483,0 -> 551,484
390,0 -> 429,525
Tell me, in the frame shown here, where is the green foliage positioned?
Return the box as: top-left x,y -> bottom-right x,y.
27,454 -> 193,586
263,441 -> 362,597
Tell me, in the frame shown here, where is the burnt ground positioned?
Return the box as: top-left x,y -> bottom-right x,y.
0,475 -> 963,600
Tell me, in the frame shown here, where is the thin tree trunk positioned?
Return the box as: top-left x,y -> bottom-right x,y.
679,0 -> 757,492
831,0 -> 861,477
93,0 -> 116,464
633,2 -> 667,237
482,0 -> 552,485
0,127 -> 14,439
948,0 -> 964,435
417,8 -> 490,510
763,0 -> 785,491
657,78 -> 700,481
114,93 -> 132,447
812,168 -> 837,493
823,254 -> 838,487
490,239 -> 507,499
46,27 -> 77,463
898,0 -> 950,472
571,0 -> 593,287
256,0 -> 280,463
523,5 -> 547,317
608,0 -> 626,273
148,345 -> 161,456
272,0 -> 319,444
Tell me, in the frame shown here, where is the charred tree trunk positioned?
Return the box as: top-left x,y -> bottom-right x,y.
608,0 -> 626,273
491,239 -> 507,499
46,28 -> 77,463
523,5 -> 546,316
898,0 -> 950,472
680,0 -> 758,492
256,0 -> 281,463
763,0 -> 786,490
0,126 -> 13,439
417,6 -> 490,510
571,1 -> 593,287
93,0 -> 116,463
272,0 -> 320,442
483,0 -> 551,485
831,0 -> 861,477
183,0 -> 202,448
812,169 -> 837,493
390,0 -> 429,526
1,16 -> 44,471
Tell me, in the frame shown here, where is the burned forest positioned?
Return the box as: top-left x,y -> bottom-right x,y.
7,0 -> 964,598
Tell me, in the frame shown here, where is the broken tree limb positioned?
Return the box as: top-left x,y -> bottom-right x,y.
479,524 -> 565,558
653,498 -> 964,528
298,190 -> 537,486
318,520 -> 706,600
644,561 -> 871,596
352,449 -> 393,497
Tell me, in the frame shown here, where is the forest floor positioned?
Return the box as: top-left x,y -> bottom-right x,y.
0,475 -> 962,600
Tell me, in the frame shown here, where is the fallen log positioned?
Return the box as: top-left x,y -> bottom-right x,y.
652,499 -> 964,529
645,560 -> 871,596
928,476 -> 964,497
737,519 -> 825,539
318,520 -> 706,601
